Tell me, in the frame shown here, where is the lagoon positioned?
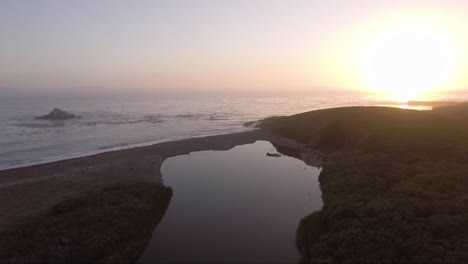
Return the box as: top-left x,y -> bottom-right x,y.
139,140 -> 322,263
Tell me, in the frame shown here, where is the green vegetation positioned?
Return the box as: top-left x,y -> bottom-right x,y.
0,183 -> 172,263
263,106 -> 468,263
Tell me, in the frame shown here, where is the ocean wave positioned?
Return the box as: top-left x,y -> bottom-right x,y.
207,114 -> 230,121
106,115 -> 164,125
10,112 -> 239,135
14,122 -> 67,128
0,130 -> 249,171
13,111 -> 235,129
175,113 -> 204,119
82,114 -> 164,126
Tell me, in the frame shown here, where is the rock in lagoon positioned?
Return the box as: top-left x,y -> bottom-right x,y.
266,152 -> 282,158
35,108 -> 81,120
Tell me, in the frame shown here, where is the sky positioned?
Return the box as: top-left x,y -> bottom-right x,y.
1,0 -> 468,98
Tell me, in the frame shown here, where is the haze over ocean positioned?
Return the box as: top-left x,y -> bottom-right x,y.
2,1 -> 468,171
0,94 -> 419,170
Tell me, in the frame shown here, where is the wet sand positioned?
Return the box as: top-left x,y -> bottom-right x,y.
0,129 -> 322,231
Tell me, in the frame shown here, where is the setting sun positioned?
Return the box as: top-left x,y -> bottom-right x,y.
4,1 -> 468,263
365,26 -> 455,102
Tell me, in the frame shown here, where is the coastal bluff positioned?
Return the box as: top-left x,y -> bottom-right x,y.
262,105 -> 468,263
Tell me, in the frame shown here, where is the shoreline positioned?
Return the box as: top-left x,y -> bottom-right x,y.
0,128 -> 252,172
0,130 -> 260,185
0,129 -> 322,232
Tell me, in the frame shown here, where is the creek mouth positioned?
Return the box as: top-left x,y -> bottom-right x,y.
138,140 -> 322,263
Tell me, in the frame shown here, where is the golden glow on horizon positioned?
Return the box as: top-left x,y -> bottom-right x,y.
5,4 -> 468,97
361,13 -> 466,102
366,26 -> 454,102
327,12 -> 468,102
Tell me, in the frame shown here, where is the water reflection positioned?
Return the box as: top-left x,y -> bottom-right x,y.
139,141 -> 322,263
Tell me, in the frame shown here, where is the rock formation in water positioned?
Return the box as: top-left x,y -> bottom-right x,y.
266,152 -> 282,157
35,108 -> 81,120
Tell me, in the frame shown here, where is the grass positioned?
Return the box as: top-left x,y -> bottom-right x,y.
0,182 -> 172,263
262,106 -> 468,155
263,105 -> 468,263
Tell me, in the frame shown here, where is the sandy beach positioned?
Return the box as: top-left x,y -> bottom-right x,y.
0,129 -> 322,232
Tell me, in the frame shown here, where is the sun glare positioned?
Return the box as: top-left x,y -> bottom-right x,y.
366,26 -> 454,102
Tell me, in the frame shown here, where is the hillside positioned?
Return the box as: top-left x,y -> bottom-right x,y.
262,106 -> 468,263
432,102 -> 468,121
0,183 -> 173,263
263,106 -> 468,161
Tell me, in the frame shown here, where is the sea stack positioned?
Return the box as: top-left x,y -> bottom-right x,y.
35,108 -> 80,120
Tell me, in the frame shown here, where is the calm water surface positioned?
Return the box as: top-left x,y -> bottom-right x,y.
138,141 -> 322,263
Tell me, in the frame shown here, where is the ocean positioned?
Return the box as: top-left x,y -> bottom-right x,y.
0,94 -> 431,170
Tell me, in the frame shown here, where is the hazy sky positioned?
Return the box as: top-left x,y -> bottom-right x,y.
1,0 -> 468,97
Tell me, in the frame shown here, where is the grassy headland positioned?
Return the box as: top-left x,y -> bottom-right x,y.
0,183 -> 172,263
432,102 -> 468,121
262,106 -> 468,263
